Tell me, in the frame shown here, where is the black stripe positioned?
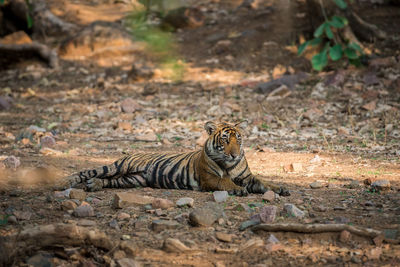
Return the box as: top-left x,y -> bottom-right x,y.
232,165 -> 248,181
97,166 -> 108,179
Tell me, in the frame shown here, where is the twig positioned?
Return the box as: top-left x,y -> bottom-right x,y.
100,138 -> 159,143
252,223 -> 399,244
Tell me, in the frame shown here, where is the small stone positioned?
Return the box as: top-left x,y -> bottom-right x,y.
26,253 -> 53,267
40,135 -> 56,148
116,258 -> 141,267
259,205 -> 277,223
362,101 -> 377,111
239,220 -> 260,231
120,98 -> 139,113
13,210 -> 32,220
266,85 -> 291,101
113,192 -> 154,208
152,198 -> 174,210
176,197 -> 194,207
73,205 -> 95,217
117,212 -> 130,221
334,216 -> 350,224
373,235 -> 384,246
189,203 -> 223,227
213,191 -> 229,203
54,189 -> 71,198
241,238 -> 264,252
215,232 -> 233,242
163,238 -> 191,252
364,201 -> 374,207
290,162 -> 303,172
313,205 -> 327,212
310,181 -> 323,189
349,180 -> 360,189
118,121 -> 132,131
371,180 -> 390,191
267,234 -> 279,244
121,235 -> 131,240
69,189 -> 86,201
61,200 -> 78,211
262,191 -> 275,202
7,215 -> 17,224
284,204 -> 305,218
77,219 -> 96,227
109,219 -> 120,230
366,247 -> 382,260
2,156 -> 21,169
339,230 -> 351,242
151,220 -> 180,233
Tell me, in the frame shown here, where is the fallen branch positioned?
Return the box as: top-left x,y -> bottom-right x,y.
251,223 -> 399,244
0,42 -> 59,68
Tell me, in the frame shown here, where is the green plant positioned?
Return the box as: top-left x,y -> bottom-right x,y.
298,0 -> 363,71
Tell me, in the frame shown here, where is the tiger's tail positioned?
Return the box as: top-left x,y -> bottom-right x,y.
60,156 -> 130,190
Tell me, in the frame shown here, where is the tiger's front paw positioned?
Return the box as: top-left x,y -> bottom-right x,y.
227,187 -> 248,197
86,178 -> 103,192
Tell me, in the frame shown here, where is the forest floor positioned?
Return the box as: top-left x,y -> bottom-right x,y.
0,0 -> 400,266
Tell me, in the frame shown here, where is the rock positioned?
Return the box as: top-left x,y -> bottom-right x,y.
371,180 -> 390,191
77,219 -> 96,227
373,235 -> 384,246
349,180 -> 360,189
61,200 -> 78,211
127,65 -> 154,82
215,232 -> 233,242
262,191 -> 275,202
310,181 -> 323,189
334,216 -> 350,224
363,178 -> 372,185
73,205 -> 95,217
8,215 -> 18,224
241,238 -> 264,252
366,247 -> 382,260
151,220 -> 180,233
163,238 -> 191,252
121,235 -> 131,240
152,198 -> 174,210
176,197 -> 194,207
239,220 -> 260,231
213,40 -> 232,54
284,204 -> 305,218
258,205 -> 277,223
313,205 -> 327,212
40,136 -> 56,148
140,131 -> 158,142
189,203 -> 223,227
2,156 -> 21,169
266,85 -> 291,101
0,96 -> 12,110
118,121 -> 132,131
267,234 -> 279,244
213,191 -> 229,203
54,189 -> 72,199
116,258 -> 141,267
113,192 -> 154,208
109,219 -> 120,230
13,210 -> 32,220
364,201 -> 374,207
120,98 -> 139,113
117,212 -> 130,221
311,82 -> 328,99
69,189 -> 86,201
113,250 -> 126,260
26,253 -> 54,267
362,101 -> 377,111
290,163 -> 303,172
339,230 -> 351,242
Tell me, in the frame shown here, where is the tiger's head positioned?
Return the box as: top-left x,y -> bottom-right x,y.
204,121 -> 248,167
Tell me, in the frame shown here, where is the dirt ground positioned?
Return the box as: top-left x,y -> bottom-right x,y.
0,0 -> 400,266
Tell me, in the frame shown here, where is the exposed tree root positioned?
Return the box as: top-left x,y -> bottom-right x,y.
252,223 -> 399,244
0,42 -> 59,68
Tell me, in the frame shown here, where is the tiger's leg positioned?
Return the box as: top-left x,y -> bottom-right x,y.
201,174 -> 248,196
229,158 -> 290,196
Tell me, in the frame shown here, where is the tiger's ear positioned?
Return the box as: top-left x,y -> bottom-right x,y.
204,121 -> 217,135
235,120 -> 248,131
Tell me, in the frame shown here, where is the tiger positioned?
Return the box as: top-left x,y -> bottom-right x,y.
60,121 -> 290,196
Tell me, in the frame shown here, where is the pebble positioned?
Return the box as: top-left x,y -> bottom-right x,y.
339,230 -> 351,242
117,258 -> 141,267
77,219 -> 96,227
284,204 -> 305,218
40,135 -> 56,148
258,205 -> 277,223
73,205 -> 95,217
2,156 -> 21,169
310,181 -> 323,189
267,234 -> 279,244
215,232 -> 233,242
7,215 -> 17,224
151,220 -> 181,233
313,205 -> 327,212
239,220 -> 260,231
26,253 -> 53,267
366,247 -> 382,260
120,98 -> 139,113
152,198 -> 174,210
13,210 -> 32,220
189,203 -> 223,227
349,180 -> 361,189
117,212 -> 131,221
163,238 -> 191,252
291,162 -> 303,172
241,238 -> 264,252
121,235 -> 131,240
69,189 -> 86,201
176,197 -> 194,207
61,200 -> 78,211
371,180 -> 390,191
54,189 -> 71,199
113,192 -> 154,208
262,191 -> 275,202
213,191 -> 229,203
109,219 -> 120,230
